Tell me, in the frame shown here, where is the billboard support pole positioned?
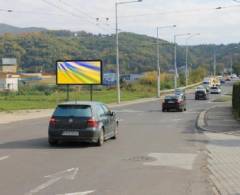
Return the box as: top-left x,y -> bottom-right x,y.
66,85 -> 70,101
90,85 -> 93,101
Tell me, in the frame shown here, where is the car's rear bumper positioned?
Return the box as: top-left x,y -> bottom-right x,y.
195,94 -> 207,99
162,103 -> 181,110
48,128 -> 100,143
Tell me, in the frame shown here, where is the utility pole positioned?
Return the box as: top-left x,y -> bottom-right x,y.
174,35 -> 177,90
185,33 -> 200,86
156,27 -> 160,98
156,25 -> 176,98
174,33 -> 190,90
115,2 -> 120,104
115,0 -> 143,104
213,48 -> 216,76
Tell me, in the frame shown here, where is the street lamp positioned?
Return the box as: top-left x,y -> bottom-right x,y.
185,33 -> 200,86
156,25 -> 176,98
174,33 -> 191,90
115,0 -> 143,104
230,46 -> 238,75
213,47 -> 216,76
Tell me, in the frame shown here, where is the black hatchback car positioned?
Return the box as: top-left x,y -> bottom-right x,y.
162,95 -> 186,112
48,101 -> 118,146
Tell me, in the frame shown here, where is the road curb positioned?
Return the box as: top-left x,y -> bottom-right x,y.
196,106 -> 219,133
196,104 -> 239,135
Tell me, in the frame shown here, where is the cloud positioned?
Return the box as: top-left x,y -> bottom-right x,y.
0,0 -> 239,44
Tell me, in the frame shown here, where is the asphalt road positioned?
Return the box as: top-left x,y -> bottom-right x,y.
0,82 -> 234,195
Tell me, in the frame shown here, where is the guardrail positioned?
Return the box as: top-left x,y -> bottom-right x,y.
160,82 -> 202,96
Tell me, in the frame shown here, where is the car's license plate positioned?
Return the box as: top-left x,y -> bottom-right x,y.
62,131 -> 79,136
168,101 -> 174,103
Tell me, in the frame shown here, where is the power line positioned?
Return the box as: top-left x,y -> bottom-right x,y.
0,8 -> 67,17
118,4 -> 240,19
57,0 -> 96,20
41,0 -> 114,34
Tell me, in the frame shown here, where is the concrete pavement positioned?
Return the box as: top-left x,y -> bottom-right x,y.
196,83 -> 240,195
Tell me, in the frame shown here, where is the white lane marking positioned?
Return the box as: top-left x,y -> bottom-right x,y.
113,109 -> 144,113
25,168 -> 79,195
57,190 -> 95,195
144,153 -> 197,170
171,119 -> 181,122
0,155 -> 9,161
183,111 -> 199,114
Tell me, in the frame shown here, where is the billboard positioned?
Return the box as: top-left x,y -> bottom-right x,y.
56,60 -> 102,85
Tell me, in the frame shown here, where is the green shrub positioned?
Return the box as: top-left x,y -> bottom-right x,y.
232,82 -> 240,118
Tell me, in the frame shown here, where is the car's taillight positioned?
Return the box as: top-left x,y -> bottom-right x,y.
87,118 -> 98,128
49,117 -> 56,126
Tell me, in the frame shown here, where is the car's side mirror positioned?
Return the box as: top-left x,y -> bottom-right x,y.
108,111 -> 115,116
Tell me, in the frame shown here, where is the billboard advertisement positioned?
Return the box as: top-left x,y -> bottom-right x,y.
56,60 -> 102,85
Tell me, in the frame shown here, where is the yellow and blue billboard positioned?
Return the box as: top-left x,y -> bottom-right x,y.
56,60 -> 102,85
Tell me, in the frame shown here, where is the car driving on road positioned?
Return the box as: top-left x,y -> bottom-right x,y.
48,101 -> 118,146
175,88 -> 186,97
195,86 -> 209,100
210,86 -> 221,94
162,95 -> 186,112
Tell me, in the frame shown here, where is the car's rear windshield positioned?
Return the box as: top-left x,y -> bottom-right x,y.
53,105 -> 92,117
165,96 -> 178,100
211,87 -> 218,89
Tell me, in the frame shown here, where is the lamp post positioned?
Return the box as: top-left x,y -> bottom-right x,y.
185,33 -> 200,86
174,33 -> 191,90
115,0 -> 142,104
213,47 -> 216,76
156,25 -> 176,98
230,46 -> 238,75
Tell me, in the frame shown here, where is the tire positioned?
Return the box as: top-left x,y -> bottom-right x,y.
184,107 -> 187,111
162,108 -> 165,112
48,137 -> 58,146
96,129 -> 104,146
112,127 -> 118,139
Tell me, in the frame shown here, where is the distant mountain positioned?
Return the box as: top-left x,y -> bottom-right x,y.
0,23 -> 46,35
0,24 -> 240,74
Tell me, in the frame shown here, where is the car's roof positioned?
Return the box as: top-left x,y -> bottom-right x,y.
58,101 -> 104,106
165,95 -> 178,98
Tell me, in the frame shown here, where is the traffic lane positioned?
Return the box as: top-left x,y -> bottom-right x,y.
0,83 -> 233,195
0,101 -> 211,195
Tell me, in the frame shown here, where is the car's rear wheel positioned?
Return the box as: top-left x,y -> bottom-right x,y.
48,137 -> 58,146
179,107 -> 184,112
97,129 -> 104,146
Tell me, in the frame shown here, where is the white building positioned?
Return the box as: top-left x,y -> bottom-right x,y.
0,74 -> 19,92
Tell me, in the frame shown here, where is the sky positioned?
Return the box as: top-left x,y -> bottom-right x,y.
0,0 -> 240,45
